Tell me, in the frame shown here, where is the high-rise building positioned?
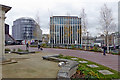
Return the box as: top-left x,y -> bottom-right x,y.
50,16 -> 81,45
12,17 -> 42,42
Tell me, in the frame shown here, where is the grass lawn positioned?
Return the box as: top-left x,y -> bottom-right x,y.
58,54 -> 120,80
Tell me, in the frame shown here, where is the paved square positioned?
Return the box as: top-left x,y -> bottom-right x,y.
5,45 -> 119,72
87,64 -> 99,68
3,52 -> 60,78
71,58 -> 78,60
79,61 -> 88,63
98,70 -> 114,75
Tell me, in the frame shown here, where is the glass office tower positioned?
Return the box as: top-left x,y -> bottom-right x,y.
50,16 -> 81,45
12,17 -> 42,42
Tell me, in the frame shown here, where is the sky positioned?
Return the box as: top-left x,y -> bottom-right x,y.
0,0 -> 119,37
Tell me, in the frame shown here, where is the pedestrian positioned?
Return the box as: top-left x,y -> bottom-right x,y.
102,45 -> 107,56
38,41 -> 41,50
26,43 -> 29,50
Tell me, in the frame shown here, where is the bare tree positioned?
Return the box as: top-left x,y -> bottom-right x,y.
34,11 -> 41,40
99,4 -> 116,53
35,11 -> 41,27
80,8 -> 88,49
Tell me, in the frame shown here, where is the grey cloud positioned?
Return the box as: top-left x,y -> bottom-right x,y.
2,0 -> 118,35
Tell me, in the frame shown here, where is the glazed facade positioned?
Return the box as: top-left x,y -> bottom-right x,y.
12,17 -> 42,41
50,16 -> 81,45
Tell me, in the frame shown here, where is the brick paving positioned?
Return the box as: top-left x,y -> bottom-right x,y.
5,45 -> 120,72
43,48 -> 119,72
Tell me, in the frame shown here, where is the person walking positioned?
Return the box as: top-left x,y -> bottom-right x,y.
38,41 -> 41,50
102,45 -> 107,56
26,43 -> 29,50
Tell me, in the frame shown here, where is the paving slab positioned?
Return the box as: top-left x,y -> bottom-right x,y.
71,58 -> 78,60
87,64 -> 99,68
42,48 -> 119,72
5,45 -> 119,72
3,52 -> 60,78
98,70 -> 114,75
79,61 -> 88,63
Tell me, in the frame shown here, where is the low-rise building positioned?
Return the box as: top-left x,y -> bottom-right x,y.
82,36 -> 95,46
5,24 -> 16,45
94,32 -> 119,47
109,32 -> 119,46
42,34 -> 50,43
94,35 -> 105,46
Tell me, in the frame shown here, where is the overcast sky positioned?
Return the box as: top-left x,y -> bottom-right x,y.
0,0 -> 119,37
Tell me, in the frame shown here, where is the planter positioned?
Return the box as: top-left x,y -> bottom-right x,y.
17,52 -> 29,54
15,51 -> 35,55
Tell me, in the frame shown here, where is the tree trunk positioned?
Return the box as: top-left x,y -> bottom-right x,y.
106,31 -> 109,53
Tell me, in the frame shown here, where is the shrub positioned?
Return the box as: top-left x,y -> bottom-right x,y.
79,48 -> 83,50
65,47 -> 67,49
90,49 -> 94,51
13,49 -> 16,52
42,43 -> 47,47
17,48 -> 23,52
97,48 -> 102,52
17,48 -> 29,52
25,50 -> 29,52
5,48 -> 11,51
64,56 -> 72,59
71,45 -> 75,49
30,45 -> 37,47
94,47 -> 98,52
90,46 -> 99,52
58,54 -> 63,58
112,53 -> 119,55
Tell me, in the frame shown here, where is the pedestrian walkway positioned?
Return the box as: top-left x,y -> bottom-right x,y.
5,45 -> 120,72
3,49 -> 60,78
43,48 -> 119,72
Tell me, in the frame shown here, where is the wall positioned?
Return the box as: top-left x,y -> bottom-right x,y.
0,5 -> 5,79
0,6 -> 5,61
